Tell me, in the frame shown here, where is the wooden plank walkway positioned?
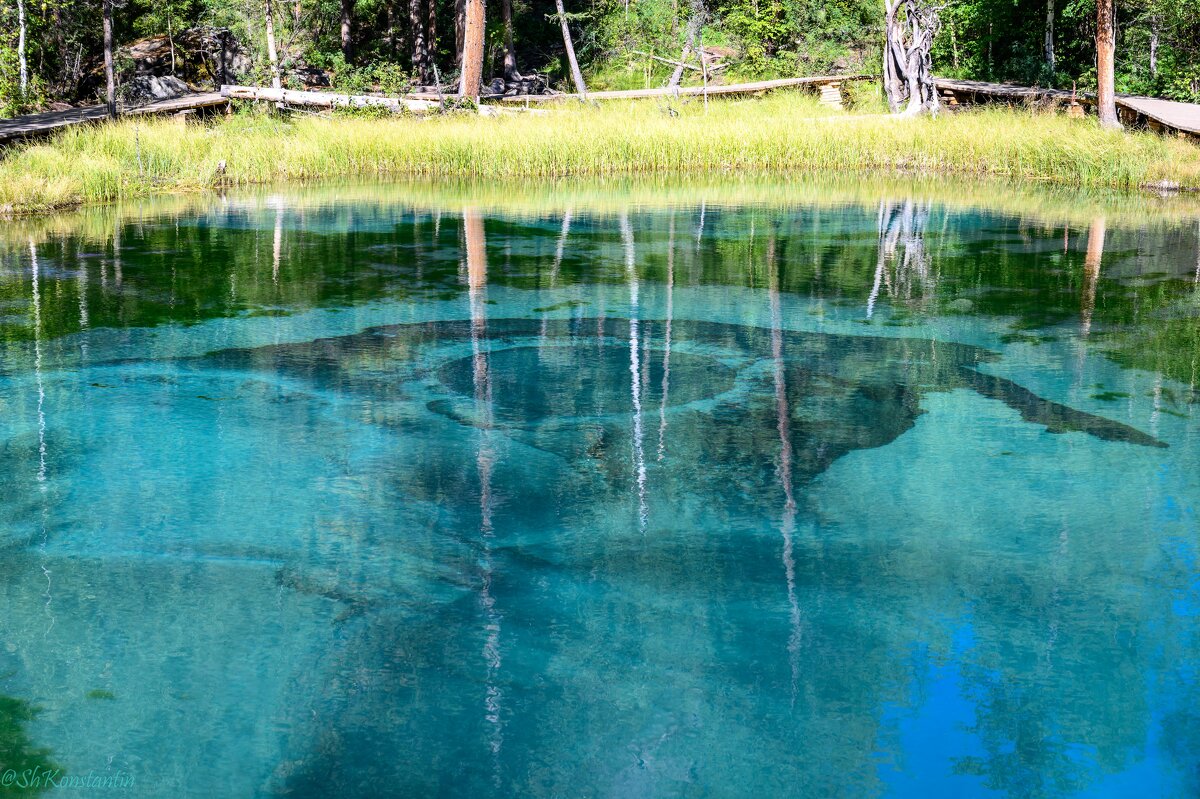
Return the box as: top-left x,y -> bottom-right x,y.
0,77 -> 853,143
6,77 -> 1196,145
0,92 -> 228,145
935,78 -> 1200,137
1118,96 -> 1200,136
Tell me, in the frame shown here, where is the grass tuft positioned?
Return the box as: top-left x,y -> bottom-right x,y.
1,92 -> 1198,214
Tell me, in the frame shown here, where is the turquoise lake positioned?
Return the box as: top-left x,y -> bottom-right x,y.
0,181 -> 1198,797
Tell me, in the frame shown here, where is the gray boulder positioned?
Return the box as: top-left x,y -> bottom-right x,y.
119,75 -> 190,105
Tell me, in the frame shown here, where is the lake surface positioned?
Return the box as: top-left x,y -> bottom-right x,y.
0,180 -> 1198,798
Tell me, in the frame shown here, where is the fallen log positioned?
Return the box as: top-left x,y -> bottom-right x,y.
220,84 -> 438,112
498,75 -> 871,104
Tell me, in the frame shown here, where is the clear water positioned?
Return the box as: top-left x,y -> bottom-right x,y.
0,182 -> 1198,798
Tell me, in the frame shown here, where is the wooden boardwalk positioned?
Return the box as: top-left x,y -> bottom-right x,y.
0,92 -> 227,145
935,78 -> 1200,137
4,78 -> 1198,145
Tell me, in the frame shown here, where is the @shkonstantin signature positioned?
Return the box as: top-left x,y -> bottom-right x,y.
1,767 -> 135,791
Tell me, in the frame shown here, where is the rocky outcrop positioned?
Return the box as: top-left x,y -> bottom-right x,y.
119,27 -> 251,88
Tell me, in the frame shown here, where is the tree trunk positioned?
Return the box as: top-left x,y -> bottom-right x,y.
410,0 -> 429,81
455,0 -> 466,68
16,0 -> 28,95
949,20 -> 958,71
1044,0 -> 1055,75
987,22 -> 993,77
427,0 -> 437,73
341,0 -> 354,61
265,0 -> 281,89
670,8 -> 702,89
168,12 -> 177,75
501,0 -> 519,81
1081,216 -> 1106,336
103,0 -> 117,118
385,2 -> 396,55
265,0 -> 282,106
1149,17 -> 1159,78
1095,0 -> 1120,129
218,30 -> 229,85
883,0 -> 940,116
459,0 -> 485,98
554,0 -> 587,97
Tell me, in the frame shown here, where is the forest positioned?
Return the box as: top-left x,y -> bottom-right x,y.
0,0 -> 1197,117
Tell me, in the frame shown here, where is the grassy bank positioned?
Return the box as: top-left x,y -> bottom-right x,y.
2,93 -> 1199,214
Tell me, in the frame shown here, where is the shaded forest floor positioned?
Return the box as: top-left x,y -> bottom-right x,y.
1,93 -> 1198,215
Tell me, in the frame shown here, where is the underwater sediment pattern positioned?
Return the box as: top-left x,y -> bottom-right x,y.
0,186 -> 1198,798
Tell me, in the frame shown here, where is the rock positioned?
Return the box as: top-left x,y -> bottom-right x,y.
293,65 -> 332,89
481,74 -> 553,97
1141,179 -> 1181,194
119,75 -> 190,105
118,27 -> 250,86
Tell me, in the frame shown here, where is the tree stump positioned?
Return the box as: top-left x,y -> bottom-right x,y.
883,0 -> 941,116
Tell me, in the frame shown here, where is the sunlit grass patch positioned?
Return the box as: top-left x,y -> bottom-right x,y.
1,92 -> 1198,214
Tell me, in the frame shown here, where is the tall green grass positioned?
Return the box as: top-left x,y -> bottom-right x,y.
1,92 -> 1197,214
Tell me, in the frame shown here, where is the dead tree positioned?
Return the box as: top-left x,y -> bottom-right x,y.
265,0 -> 282,91
1044,0 -> 1055,74
553,0 -> 588,97
670,2 -> 704,90
17,0 -> 27,95
1149,15 -> 1160,77
883,0 -> 941,116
